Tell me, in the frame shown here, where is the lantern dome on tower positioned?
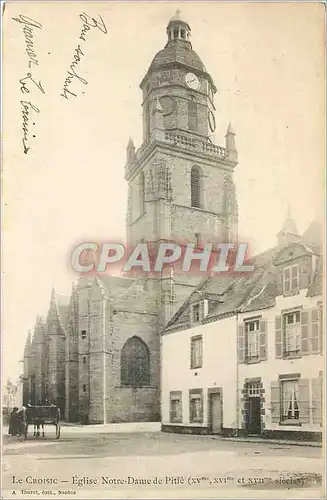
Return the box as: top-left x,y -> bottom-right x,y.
147,10 -> 206,74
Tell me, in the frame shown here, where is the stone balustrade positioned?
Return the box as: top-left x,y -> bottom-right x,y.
125,130 -> 227,179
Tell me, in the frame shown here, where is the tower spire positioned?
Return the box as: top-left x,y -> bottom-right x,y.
126,137 -> 136,164
24,330 -> 32,356
277,206 -> 299,246
225,122 -> 238,164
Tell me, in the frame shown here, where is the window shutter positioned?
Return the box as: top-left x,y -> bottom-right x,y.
275,315 -> 282,358
298,378 -> 310,424
270,381 -> 280,423
238,324 -> 244,363
312,377 -> 322,425
259,319 -> 267,361
300,310 -> 310,355
310,308 -> 320,354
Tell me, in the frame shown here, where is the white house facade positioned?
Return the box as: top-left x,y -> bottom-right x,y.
161,220 -> 323,441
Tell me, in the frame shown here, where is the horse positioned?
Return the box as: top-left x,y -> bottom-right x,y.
21,405 -> 61,440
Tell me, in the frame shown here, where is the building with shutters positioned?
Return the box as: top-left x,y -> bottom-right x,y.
161,218 -> 323,441
22,11 -> 239,424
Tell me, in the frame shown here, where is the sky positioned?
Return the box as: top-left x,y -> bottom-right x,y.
3,1 -> 325,383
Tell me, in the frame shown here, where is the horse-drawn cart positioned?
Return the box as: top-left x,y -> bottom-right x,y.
21,405 -> 61,439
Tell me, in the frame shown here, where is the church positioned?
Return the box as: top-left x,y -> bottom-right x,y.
22,12 -> 321,427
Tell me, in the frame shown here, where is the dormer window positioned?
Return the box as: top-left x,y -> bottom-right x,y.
192,303 -> 200,323
283,265 -> 299,294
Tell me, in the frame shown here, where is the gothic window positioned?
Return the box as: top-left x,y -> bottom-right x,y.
121,336 -> 150,387
191,166 -> 201,208
139,172 -> 145,213
188,99 -> 198,132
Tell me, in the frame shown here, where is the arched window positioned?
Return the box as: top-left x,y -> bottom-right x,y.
139,172 -> 145,213
191,166 -> 201,208
121,336 -> 150,387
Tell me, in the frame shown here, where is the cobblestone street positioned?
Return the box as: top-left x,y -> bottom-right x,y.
2,425 -> 324,499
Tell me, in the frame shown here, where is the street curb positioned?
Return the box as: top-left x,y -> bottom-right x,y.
206,435 -> 322,448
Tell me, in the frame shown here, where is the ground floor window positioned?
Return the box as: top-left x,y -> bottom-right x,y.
281,379 -> 299,421
271,376 -> 310,425
169,391 -> 182,423
189,389 -> 203,423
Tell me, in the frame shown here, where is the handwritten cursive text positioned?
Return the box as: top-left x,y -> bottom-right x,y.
12,14 -> 42,68
60,12 -> 107,100
13,14 -> 45,154
20,100 -> 40,154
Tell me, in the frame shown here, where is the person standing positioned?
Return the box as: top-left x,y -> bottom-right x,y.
8,407 -> 20,436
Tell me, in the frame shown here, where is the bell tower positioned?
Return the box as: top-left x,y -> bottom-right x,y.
125,11 -> 239,251
140,10 -> 218,143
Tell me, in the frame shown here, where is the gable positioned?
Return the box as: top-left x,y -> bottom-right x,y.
273,242 -> 314,267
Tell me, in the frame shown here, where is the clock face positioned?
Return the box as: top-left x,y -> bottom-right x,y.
185,72 -> 200,90
159,95 -> 176,116
208,110 -> 216,132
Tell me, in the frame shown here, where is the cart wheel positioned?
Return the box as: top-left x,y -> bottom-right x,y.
55,423 -> 61,439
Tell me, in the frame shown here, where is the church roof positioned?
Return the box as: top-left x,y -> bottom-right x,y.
303,218 -> 323,252
140,13 -> 217,90
98,275 -> 134,292
150,41 -> 206,73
